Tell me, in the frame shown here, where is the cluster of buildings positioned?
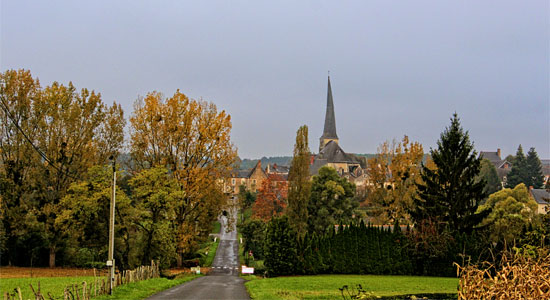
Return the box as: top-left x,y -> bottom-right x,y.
223,76 -> 367,196
223,77 -> 550,214
480,149 -> 550,214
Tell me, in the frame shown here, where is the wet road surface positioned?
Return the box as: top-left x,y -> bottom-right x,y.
146,209 -> 250,300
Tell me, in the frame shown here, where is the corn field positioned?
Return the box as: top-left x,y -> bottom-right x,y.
455,251 -> 550,299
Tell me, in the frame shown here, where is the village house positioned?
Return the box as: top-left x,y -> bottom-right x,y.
480,148 -> 512,188
529,186 -> 550,214
223,160 -> 267,195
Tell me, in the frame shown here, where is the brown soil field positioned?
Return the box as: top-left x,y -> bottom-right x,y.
0,267 -> 210,278
0,267 -> 109,278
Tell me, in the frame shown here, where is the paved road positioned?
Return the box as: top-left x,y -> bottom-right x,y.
147,209 -> 250,300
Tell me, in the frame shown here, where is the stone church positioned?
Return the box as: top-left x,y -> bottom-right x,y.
310,77 -> 367,187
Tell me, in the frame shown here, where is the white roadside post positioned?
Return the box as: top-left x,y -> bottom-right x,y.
107,156 -> 116,294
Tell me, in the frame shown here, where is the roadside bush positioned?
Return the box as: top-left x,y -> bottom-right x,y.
240,218 -> 266,260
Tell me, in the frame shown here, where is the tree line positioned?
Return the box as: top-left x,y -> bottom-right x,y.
0,69 -> 236,269
241,113 -> 549,277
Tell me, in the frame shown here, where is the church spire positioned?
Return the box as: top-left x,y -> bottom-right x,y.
320,76 -> 339,151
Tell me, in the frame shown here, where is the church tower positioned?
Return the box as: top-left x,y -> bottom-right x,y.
319,76 -> 339,151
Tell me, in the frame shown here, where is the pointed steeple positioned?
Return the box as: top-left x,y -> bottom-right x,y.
320,76 -> 339,150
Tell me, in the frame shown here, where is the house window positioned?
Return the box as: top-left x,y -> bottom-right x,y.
252,179 -> 256,184
231,179 -> 235,185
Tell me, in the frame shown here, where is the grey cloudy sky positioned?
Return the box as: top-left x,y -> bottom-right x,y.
2,1 -> 549,159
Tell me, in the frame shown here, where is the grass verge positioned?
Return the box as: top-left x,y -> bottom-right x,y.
0,276 -> 99,300
212,221 -> 221,234
245,274 -> 458,300
94,275 -> 201,300
201,239 -> 220,267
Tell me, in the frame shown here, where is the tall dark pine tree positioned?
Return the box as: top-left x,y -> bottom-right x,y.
506,145 -> 528,188
525,147 -> 544,188
287,125 -> 311,237
410,113 -> 488,233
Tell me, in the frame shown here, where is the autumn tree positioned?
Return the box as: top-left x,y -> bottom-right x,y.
130,91 -> 236,263
308,166 -> 357,235
1,69 -> 125,267
364,135 -> 424,224
286,125 -> 311,237
0,69 -> 42,266
410,113 -> 488,233
252,177 -> 288,222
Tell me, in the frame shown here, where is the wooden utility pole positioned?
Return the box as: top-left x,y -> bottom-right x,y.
107,157 -> 116,294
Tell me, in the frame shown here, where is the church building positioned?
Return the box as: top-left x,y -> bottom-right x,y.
310,77 -> 367,186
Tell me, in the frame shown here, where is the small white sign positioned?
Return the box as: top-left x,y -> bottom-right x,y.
106,260 -> 113,267
191,267 -> 201,274
241,265 -> 254,274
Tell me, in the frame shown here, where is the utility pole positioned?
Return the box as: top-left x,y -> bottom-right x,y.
107,156 -> 116,294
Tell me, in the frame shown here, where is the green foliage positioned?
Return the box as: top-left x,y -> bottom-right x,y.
240,218 -> 267,260
129,166 -> 179,268
411,113 -> 487,233
477,158 -> 501,195
264,216 -> 299,277
308,166 -> 357,235
287,125 -> 312,237
265,221 -> 414,277
526,147 -> 544,188
505,145 -> 543,188
478,183 -> 539,245
198,238 -> 219,267
56,165 -> 136,269
238,185 -> 256,210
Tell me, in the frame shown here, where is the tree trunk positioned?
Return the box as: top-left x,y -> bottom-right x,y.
176,251 -> 182,268
49,247 -> 56,268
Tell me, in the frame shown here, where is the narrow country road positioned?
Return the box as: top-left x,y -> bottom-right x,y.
146,208 -> 250,300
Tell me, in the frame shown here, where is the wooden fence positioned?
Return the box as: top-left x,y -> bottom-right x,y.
3,261 -> 160,300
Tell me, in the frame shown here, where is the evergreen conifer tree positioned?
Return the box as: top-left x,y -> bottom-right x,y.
506,145 -> 528,188
287,125 -> 311,237
526,147 -> 544,188
263,216 -> 298,276
410,113 -> 488,233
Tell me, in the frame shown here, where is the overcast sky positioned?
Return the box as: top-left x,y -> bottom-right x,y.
2,1 -> 549,159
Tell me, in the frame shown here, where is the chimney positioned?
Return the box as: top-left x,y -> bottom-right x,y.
497,148 -> 501,159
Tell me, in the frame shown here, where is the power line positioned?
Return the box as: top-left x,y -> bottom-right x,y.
0,93 -> 81,181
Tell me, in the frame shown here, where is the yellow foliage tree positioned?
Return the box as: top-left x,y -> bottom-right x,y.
364,135 -> 424,225
130,90 -> 236,264
1,69 -> 126,267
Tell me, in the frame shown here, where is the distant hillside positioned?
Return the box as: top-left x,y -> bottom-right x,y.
239,156 -> 292,169
238,153 -> 433,170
